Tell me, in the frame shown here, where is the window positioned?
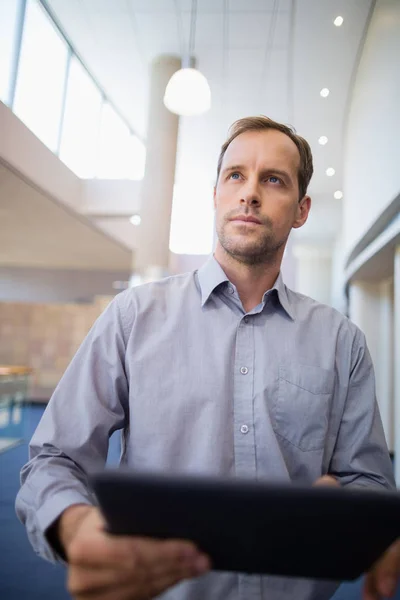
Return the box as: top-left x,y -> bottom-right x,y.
12,0 -> 68,152
6,0 -> 145,181
59,57 -> 102,178
0,0 -> 21,105
169,183 -> 215,255
96,103 -> 145,180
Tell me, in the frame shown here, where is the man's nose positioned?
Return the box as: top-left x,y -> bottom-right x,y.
240,180 -> 261,207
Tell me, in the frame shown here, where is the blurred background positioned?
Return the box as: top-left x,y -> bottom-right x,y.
0,0 -> 399,598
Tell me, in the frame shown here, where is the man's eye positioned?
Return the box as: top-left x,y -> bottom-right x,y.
268,176 -> 281,184
229,172 -> 241,180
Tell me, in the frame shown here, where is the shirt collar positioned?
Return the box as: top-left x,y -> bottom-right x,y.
197,255 -> 230,306
197,255 -> 295,320
267,271 -> 294,320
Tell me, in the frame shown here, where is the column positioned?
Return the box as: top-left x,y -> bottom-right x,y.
394,246 -> 400,485
292,243 -> 332,306
132,55 -> 181,284
378,279 -> 394,455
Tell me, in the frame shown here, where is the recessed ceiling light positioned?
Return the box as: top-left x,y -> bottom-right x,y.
320,88 -> 330,98
334,16 -> 344,27
130,214 -> 141,226
318,136 -> 328,145
326,168 -> 335,177
334,190 -> 343,199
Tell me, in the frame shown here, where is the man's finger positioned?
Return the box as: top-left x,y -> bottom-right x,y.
363,572 -> 380,600
148,556 -> 210,599
134,538 -> 199,568
373,541 -> 400,598
313,475 -> 340,487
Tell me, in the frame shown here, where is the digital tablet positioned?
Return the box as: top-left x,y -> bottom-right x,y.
89,470 -> 400,581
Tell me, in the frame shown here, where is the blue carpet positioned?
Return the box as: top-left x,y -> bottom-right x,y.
0,404 -> 399,599
0,405 -> 70,599
0,404 -> 121,600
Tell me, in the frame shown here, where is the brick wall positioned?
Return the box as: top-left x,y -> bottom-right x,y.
0,296 -> 113,399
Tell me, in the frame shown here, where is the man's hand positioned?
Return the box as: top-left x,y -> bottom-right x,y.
312,478 -> 400,599
313,475 -> 340,487
58,505 -> 211,600
364,539 -> 400,600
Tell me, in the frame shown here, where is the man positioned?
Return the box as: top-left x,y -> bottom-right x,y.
16,116 -> 397,600
365,541 -> 400,599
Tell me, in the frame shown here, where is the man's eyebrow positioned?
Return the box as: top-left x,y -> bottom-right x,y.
222,165 -> 246,174
222,165 -> 293,182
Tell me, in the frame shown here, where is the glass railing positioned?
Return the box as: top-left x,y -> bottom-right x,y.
0,366 -> 33,453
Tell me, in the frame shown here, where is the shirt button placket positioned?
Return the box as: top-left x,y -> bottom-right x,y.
236,316 -> 266,599
233,321 -> 256,481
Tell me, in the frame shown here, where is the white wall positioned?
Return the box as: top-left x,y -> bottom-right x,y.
0,101 -> 81,213
0,267 -> 130,303
344,0 -> 400,256
330,233 -> 348,314
81,180 -> 141,216
169,253 -> 209,276
280,234 -> 297,291
0,102 -> 142,221
292,244 -> 333,306
0,101 -> 142,265
349,279 -> 395,452
291,195 -> 342,308
343,0 -> 400,463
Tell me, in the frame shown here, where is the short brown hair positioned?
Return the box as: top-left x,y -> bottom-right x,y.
216,116 -> 313,200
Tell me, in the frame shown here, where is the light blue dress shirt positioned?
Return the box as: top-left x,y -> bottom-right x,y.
16,256 -> 395,600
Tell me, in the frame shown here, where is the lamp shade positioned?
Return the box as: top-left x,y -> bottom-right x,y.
163,68 -> 211,116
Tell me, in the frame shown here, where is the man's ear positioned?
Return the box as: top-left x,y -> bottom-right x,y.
213,186 -> 217,210
292,195 -> 311,229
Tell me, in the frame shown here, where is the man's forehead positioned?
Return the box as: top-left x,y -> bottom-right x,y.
223,129 -> 300,169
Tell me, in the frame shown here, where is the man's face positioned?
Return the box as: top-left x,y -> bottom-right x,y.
214,129 -> 310,265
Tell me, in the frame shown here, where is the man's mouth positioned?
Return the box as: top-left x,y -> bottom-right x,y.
230,215 -> 262,225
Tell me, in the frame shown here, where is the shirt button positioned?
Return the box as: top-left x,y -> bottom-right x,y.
228,285 -> 234,294
243,316 -> 249,324
240,366 -> 248,375
240,424 -> 249,434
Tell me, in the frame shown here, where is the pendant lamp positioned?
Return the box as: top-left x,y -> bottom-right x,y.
163,0 -> 211,116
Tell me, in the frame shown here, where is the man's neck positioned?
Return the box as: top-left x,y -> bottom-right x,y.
214,248 -> 282,313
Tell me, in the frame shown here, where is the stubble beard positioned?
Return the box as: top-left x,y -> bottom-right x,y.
217,217 -> 287,266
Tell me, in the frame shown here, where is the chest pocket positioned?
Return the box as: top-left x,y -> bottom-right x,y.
272,364 -> 334,452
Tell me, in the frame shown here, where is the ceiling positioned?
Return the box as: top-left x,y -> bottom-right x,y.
0,162 -> 132,270
45,0 -> 373,218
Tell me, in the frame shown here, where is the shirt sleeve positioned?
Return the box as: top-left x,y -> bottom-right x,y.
15,291 -> 132,562
329,326 -> 396,491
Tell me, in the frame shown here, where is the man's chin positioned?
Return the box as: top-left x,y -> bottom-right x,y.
224,245 -> 273,265
219,237 -> 282,265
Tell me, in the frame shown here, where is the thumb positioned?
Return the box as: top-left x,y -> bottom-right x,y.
313,475 -> 340,487
373,539 -> 400,598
